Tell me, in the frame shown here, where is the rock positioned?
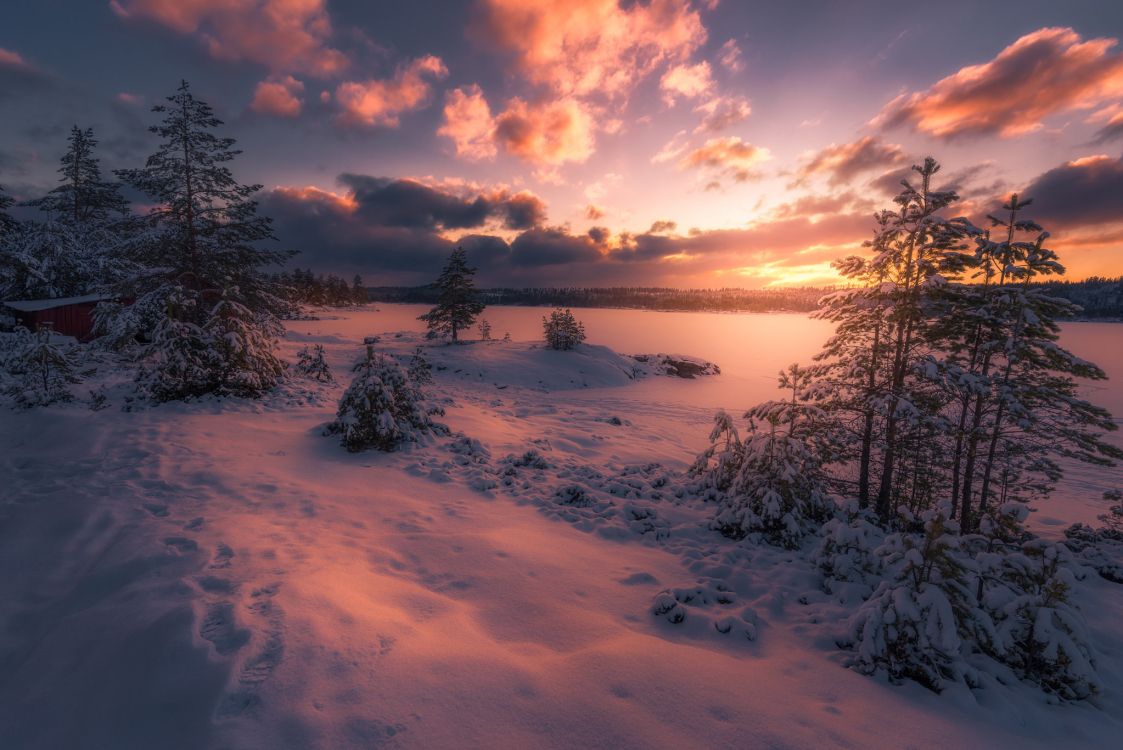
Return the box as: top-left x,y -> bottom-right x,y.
629,353 -> 720,378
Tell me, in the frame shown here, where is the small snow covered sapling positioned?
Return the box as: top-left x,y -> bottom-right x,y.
543,308 -> 586,350
845,513 -> 969,691
296,344 -> 333,382
478,318 -> 492,341
407,346 -> 433,386
6,324 -> 82,407
326,345 -> 444,452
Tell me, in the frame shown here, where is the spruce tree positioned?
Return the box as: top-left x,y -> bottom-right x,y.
110,80 -> 290,399
418,247 -> 484,342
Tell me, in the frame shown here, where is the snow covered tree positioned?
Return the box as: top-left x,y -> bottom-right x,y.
0,183 -> 17,238
418,247 -> 484,341
690,409 -> 742,495
979,540 -> 1099,699
27,126 -> 129,225
108,80 -> 290,399
543,308 -> 586,350
5,324 -> 82,407
845,513 -> 969,690
478,318 -> 492,341
351,274 -> 367,304
326,346 -> 443,452
296,344 -> 333,382
407,346 -> 433,386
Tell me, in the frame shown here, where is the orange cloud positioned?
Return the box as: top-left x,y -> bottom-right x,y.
717,39 -> 743,73
679,136 -> 770,182
472,0 -> 706,98
793,135 -> 908,186
111,0 -> 348,77
660,61 -> 714,105
250,75 -> 304,117
335,56 -> 448,128
495,97 -> 595,166
438,85 -> 498,160
876,27 -> 1123,139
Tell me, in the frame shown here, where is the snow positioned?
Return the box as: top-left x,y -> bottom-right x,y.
1,292 -> 113,311
2,305 -> 1122,749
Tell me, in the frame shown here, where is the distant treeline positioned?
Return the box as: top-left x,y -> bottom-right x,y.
367,277 -> 1123,317
366,285 -> 828,312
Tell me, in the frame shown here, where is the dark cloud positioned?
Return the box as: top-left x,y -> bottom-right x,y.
338,174 -> 547,232
1090,115 -> 1123,145
1022,155 -> 1123,227
509,227 -> 602,266
648,220 -> 677,233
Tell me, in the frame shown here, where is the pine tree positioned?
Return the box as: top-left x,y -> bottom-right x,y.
351,274 -> 367,304
543,308 -> 586,350
296,344 -> 333,382
478,318 -> 492,341
418,247 -> 484,342
0,184 -> 17,238
326,346 -> 443,452
110,80 -> 291,399
28,126 -> 129,224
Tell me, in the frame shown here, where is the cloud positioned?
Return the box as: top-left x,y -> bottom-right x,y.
438,85 -> 497,160
333,174 -> 548,231
693,95 -> 751,133
585,204 -> 605,220
334,56 -> 448,128
875,27 -> 1123,139
494,96 -> 595,166
793,136 -> 908,186
472,0 -> 706,98
111,0 -> 348,77
679,136 -> 770,182
717,39 -> 743,73
0,46 -> 48,100
1090,110 -> 1123,144
250,75 -> 305,117
262,175 -> 879,287
1022,154 -> 1123,227
660,61 -> 714,105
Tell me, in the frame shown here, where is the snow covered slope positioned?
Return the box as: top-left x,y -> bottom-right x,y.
1,308 -> 1121,750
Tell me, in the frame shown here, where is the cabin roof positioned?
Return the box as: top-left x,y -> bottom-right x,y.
1,293 -> 113,312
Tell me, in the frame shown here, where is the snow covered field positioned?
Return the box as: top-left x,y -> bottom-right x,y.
2,305 -> 1121,749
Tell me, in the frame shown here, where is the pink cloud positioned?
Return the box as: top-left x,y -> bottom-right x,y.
472,0 -> 706,98
876,27 -> 1123,139
679,136 -> 770,182
335,56 -> 448,128
438,85 -> 498,160
111,0 -> 348,77
250,75 -> 305,117
494,96 -> 596,167
0,47 -> 32,70
693,95 -> 751,133
793,136 -> 908,186
660,61 -> 714,105
717,39 -> 743,73
115,92 -> 144,105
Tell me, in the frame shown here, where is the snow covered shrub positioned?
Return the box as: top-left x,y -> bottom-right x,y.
203,294 -> 285,397
5,324 -> 81,407
710,399 -> 831,549
326,346 -> 444,452
137,296 -> 219,402
407,347 -> 433,386
295,344 -> 333,382
542,308 -> 586,350
689,410 -> 742,494
845,513 -> 969,691
1099,489 -> 1123,535
813,504 -> 886,596
980,540 -> 1099,700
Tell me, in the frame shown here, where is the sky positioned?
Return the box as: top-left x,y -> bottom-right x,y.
3,0 -> 1123,288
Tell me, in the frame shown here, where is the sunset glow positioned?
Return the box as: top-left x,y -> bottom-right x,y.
3,3 -> 1123,288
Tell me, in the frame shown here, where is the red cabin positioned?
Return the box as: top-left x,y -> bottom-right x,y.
1,294 -> 113,341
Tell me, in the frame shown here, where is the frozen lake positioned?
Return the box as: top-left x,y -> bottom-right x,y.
347,303 -> 1123,530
